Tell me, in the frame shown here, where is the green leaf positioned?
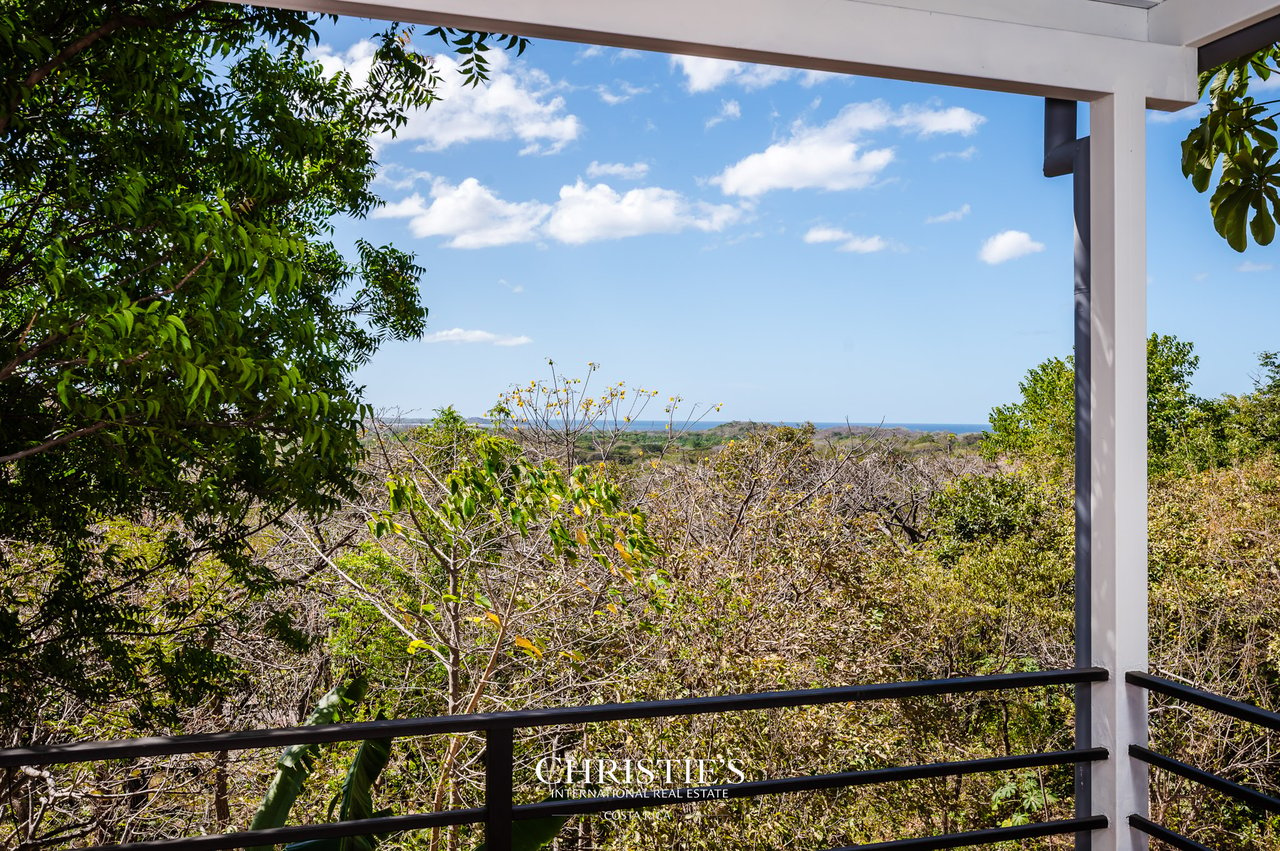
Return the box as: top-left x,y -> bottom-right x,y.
335,734 -> 393,851
473,799 -> 571,851
1251,205 -> 1277,245
247,677 -> 368,851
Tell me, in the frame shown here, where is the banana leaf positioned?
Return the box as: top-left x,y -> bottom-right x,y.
474,793 -> 572,851
280,717 -> 394,851
247,676 -> 368,851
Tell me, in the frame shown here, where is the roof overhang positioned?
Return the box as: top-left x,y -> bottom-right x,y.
230,0 -> 1280,110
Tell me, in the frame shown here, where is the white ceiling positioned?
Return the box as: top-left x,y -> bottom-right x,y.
251,0 -> 1280,107
1089,0 -> 1162,8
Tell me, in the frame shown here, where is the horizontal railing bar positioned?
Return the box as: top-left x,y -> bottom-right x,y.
80,807 -> 486,851
1128,814 -> 1215,851
0,667 -> 1106,768
515,748 -> 1109,819
825,816 -> 1108,850
66,749 -> 1108,851
1130,745 -> 1280,814
1127,671 -> 1280,732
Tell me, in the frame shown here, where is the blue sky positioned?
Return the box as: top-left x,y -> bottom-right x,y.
316,17 -> 1280,424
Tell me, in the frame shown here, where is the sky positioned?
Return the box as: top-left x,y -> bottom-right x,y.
315,16 -> 1280,425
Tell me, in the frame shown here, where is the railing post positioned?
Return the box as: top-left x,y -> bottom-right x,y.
485,727 -> 514,851
1088,85 -> 1150,851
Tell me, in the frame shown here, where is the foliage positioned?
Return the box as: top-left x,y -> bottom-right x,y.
984,354 -> 1075,464
1199,351 -> 1280,461
472,802 -> 570,851
489,359 -> 721,469
17,350 -> 1280,849
249,677 -> 371,847
1182,47 -> 1280,251
0,522 -> 246,725
928,472 -> 1050,564
984,333 -> 1206,473
282,735 -> 395,851
247,675 -> 399,851
295,408 -> 666,850
1145,458 -> 1280,847
0,3 -> 526,727
245,675 -> 404,849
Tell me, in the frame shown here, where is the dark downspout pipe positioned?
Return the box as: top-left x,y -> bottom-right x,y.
1044,97 -> 1091,851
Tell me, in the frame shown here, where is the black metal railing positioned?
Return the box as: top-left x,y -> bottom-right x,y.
0,667 -> 1109,851
1127,670 -> 1280,850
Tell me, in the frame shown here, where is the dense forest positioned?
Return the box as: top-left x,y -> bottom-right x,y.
4,339 -> 1280,849
7,4 -> 1280,850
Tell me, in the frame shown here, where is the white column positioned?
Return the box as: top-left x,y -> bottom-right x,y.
1088,87 -> 1149,850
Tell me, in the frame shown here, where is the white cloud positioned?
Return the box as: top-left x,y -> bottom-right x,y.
706,99 -> 742,129
803,226 -> 853,244
800,70 -> 840,87
896,106 -> 985,136
578,45 -> 641,62
597,88 -> 627,106
586,161 -> 650,180
713,101 -> 983,197
313,41 -> 580,155
715,140 -> 892,196
926,203 -> 971,224
1238,261 -> 1274,272
378,177 -> 740,247
424,328 -> 532,346
373,163 -> 433,191
979,230 -> 1045,264
1148,103 -> 1209,124
314,39 -> 377,83
802,226 -> 886,254
372,178 -> 550,248
596,82 -> 649,105
713,103 -> 893,196
838,235 -> 887,253
546,181 -> 742,244
932,146 -> 978,162
670,55 -> 804,92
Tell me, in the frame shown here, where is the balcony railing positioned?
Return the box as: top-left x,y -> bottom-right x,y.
1127,671 -> 1280,851
0,667 -> 1108,851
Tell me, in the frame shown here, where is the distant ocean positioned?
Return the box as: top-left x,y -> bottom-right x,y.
394,418 -> 991,435
623,421 -> 991,434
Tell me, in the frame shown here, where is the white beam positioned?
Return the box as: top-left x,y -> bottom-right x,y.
1149,0 -> 1280,47
236,0 -> 1198,108
1089,85 -> 1150,851
855,0 -> 1148,41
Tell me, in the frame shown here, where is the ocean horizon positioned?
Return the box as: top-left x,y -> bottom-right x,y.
390,417 -> 990,434
621,420 -> 991,434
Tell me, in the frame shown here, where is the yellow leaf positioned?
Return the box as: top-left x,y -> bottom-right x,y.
407,639 -> 429,655
513,636 -> 543,658
486,611 -> 502,627
575,529 -> 588,546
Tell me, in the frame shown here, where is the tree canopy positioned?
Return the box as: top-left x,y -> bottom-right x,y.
986,333 -> 1280,474
0,3 -> 524,722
